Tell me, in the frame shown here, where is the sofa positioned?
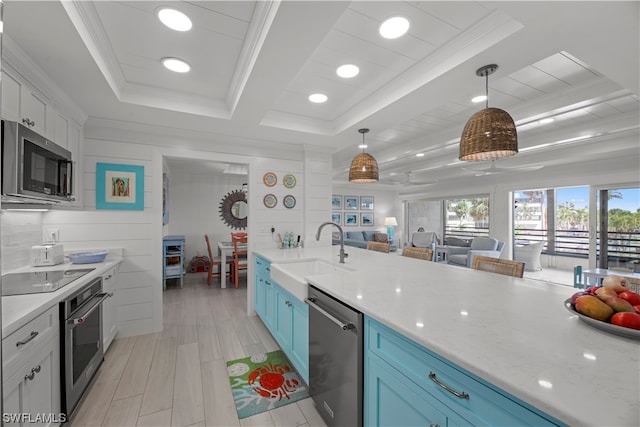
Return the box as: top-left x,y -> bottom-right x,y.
333,230 -> 397,252
446,236 -> 505,267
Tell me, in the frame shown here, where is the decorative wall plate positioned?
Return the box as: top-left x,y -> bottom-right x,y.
263,172 -> 277,187
283,195 -> 296,209
283,174 -> 296,189
263,194 -> 277,208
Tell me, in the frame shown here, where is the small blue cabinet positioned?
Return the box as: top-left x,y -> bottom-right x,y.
364,317 -> 564,427
253,256 -> 309,384
163,235 -> 185,289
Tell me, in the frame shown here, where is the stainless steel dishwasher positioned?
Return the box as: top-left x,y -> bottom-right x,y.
306,285 -> 363,427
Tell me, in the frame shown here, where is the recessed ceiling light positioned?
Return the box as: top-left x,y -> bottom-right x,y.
308,93 -> 328,103
416,153 -> 424,157
472,95 -> 487,103
162,57 -> 190,73
336,64 -> 359,78
539,118 -> 555,124
379,16 -> 409,39
157,8 -> 192,32
358,144 -> 368,149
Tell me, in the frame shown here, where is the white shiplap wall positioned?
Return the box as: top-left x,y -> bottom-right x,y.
0,211 -> 44,272
44,137 -> 162,337
251,158 -> 304,250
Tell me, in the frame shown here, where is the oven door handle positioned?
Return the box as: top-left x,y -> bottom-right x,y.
68,292 -> 109,327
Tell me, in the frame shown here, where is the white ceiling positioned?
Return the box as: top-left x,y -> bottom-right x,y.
4,1 -> 639,189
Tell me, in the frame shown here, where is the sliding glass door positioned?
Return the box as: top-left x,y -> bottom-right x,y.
597,187 -> 640,271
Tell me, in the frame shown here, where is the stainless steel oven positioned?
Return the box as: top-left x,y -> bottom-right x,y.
60,276 -> 108,416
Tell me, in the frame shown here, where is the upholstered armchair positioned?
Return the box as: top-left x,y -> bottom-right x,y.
447,237 -> 505,268
408,231 -> 439,248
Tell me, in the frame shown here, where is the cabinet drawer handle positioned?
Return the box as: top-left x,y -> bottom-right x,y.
22,118 -> 35,127
265,281 -> 271,286
430,424 -> 440,427
105,274 -> 112,280
16,331 -> 39,347
428,371 -> 469,400
33,365 -> 41,374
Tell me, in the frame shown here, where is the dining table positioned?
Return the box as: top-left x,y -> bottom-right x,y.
218,241 -> 248,288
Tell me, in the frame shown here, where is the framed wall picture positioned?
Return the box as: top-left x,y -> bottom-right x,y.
96,162 -> 144,210
360,196 -> 374,210
332,212 -> 342,225
345,213 -> 358,226
331,195 -> 342,210
361,212 -> 374,226
344,196 -> 359,210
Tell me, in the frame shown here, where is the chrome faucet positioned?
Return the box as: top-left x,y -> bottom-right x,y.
316,222 -> 348,263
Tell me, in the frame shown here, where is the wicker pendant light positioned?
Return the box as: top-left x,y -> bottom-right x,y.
459,64 -> 518,161
349,128 -> 379,183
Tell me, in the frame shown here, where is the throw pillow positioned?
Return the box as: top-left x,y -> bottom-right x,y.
374,233 -> 388,243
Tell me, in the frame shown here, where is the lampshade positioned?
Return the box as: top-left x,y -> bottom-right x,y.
384,217 -> 398,226
349,128 -> 379,182
459,64 -> 518,161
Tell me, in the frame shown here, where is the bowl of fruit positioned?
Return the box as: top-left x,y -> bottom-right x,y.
565,275 -> 640,340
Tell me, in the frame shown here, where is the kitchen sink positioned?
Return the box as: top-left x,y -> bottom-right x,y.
270,259 -> 354,302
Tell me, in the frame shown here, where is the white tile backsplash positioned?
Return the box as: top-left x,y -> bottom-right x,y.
1,211 -> 45,272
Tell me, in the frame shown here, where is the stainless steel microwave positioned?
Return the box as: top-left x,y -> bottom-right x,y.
1,120 -> 74,203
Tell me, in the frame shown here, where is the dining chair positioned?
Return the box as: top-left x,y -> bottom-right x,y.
402,247 -> 433,261
367,241 -> 390,253
471,255 -> 525,278
231,232 -> 248,288
204,234 -> 234,286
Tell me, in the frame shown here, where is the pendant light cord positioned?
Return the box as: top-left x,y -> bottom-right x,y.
485,71 -> 489,109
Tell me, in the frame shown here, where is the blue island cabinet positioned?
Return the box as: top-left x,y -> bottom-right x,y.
253,256 -> 309,384
254,255 -> 276,331
364,317 -> 565,427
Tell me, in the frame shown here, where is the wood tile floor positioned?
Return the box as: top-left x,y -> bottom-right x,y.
69,272 -> 327,427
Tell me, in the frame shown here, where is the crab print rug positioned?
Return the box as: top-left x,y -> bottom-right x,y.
226,350 -> 309,419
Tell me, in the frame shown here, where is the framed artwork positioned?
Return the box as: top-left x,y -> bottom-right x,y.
344,196 -> 359,210
360,196 -> 374,210
345,213 -> 358,226
361,213 -> 374,226
332,212 -> 342,225
331,195 -> 342,210
96,163 -> 144,210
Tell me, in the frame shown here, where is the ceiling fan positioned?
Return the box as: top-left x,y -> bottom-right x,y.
462,160 -> 544,176
388,171 -> 436,186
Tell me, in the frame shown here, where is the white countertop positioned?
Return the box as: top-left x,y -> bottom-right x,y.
255,246 -> 640,427
2,255 -> 123,338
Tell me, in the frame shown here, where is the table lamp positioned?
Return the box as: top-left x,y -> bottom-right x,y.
384,217 -> 398,243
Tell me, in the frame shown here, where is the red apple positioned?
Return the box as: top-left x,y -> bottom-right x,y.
610,312 -> 640,330
617,291 -> 640,306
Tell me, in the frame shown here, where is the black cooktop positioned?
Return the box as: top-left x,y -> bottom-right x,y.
1,268 -> 95,296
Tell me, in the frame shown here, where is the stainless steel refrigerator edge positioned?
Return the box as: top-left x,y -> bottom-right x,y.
1,0 -> 5,420
306,285 -> 363,427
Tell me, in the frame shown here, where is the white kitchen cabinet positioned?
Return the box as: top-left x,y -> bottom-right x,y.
2,306 -> 61,427
1,68 -> 53,138
102,265 -> 119,352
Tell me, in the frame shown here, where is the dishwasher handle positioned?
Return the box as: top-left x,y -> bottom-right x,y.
305,297 -> 354,331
